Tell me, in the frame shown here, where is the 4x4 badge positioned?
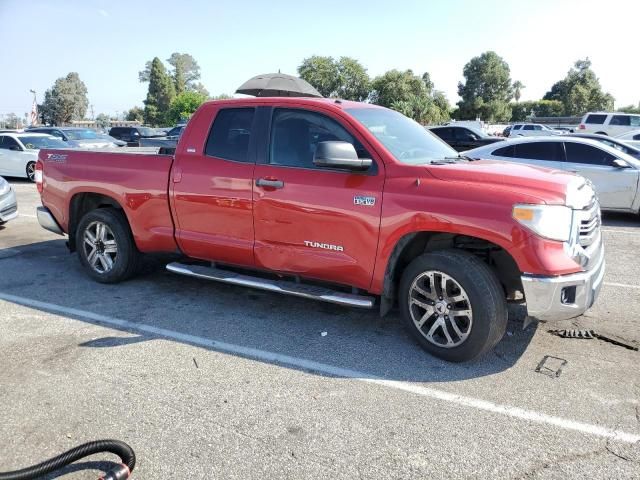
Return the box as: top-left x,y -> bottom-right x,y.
354,195 -> 376,206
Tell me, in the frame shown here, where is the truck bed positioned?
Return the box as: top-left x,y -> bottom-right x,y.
38,148 -> 178,253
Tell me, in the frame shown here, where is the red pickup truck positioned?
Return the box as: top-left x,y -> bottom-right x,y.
35,98 -> 604,361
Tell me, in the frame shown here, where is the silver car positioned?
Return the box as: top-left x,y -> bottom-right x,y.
463,136 -> 640,213
0,176 -> 18,224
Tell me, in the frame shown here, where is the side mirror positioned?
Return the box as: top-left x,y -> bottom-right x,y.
313,141 -> 372,171
9,145 -> 22,152
613,159 -> 630,169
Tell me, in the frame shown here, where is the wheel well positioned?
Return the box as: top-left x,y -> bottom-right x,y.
68,193 -> 124,252
380,232 -> 522,315
595,131 -> 607,135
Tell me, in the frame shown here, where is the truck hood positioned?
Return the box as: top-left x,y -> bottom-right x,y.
427,159 -> 576,205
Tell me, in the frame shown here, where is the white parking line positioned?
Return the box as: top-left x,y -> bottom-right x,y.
18,213 -> 37,219
604,282 -> 640,290
1,292 -> 639,444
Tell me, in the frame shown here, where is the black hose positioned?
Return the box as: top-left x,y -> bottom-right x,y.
0,439 -> 135,480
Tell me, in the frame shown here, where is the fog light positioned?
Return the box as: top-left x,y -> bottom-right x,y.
561,286 -> 576,305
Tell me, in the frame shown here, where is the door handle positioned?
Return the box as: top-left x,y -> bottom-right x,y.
568,170 -> 579,173
256,178 -> 284,189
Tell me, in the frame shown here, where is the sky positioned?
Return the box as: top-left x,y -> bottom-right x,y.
1,0 -> 638,118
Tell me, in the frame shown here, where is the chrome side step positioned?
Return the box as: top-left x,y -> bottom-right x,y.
166,262 -> 375,309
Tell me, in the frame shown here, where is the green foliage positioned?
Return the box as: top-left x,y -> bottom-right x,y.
510,100 -> 564,121
143,57 -> 176,126
166,91 -> 208,125
543,59 -> 614,115
211,94 -> 233,100
335,57 -> 370,101
40,72 -> 89,125
298,56 -> 370,100
298,56 -> 340,97
125,106 -> 144,122
95,113 -> 111,129
617,103 -> 640,114
371,69 -> 450,124
3,113 -> 19,129
457,51 -> 513,122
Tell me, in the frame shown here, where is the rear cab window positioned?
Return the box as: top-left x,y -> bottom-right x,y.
610,115 -> 630,126
205,108 -> 255,162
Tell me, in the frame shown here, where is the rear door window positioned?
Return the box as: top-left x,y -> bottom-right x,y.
522,125 -> 534,131
565,142 -> 616,166
585,114 -> 607,124
610,115 -> 631,126
630,116 -> 640,127
492,145 -> 516,157
205,108 -> 255,163
455,128 -> 478,141
514,142 -> 563,161
431,127 -> 453,141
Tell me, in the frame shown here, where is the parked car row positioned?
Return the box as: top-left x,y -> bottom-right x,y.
0,132 -> 67,181
462,136 -> 640,213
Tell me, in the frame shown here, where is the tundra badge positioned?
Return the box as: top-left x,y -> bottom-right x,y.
354,195 -> 376,206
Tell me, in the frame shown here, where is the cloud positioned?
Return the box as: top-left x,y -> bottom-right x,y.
98,9 -> 109,17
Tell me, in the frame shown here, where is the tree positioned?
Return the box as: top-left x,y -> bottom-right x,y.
40,72 -> 89,125
513,81 -> 525,102
95,113 -> 111,129
166,53 -> 202,94
510,100 -> 564,121
543,59 -> 614,115
126,106 -> 144,122
3,113 -> 19,129
298,55 -> 340,97
166,91 -> 208,125
143,57 -> 176,126
617,103 -> 640,114
370,69 -> 449,124
335,57 -> 370,101
421,72 -> 434,92
457,51 -> 513,122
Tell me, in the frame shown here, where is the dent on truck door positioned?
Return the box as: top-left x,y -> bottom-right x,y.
252,107 -> 384,290
171,107 -> 257,266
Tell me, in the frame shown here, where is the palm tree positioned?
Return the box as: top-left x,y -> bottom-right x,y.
513,81 -> 525,102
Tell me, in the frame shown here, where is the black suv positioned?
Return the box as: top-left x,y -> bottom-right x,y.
108,126 -> 162,146
429,125 -> 504,152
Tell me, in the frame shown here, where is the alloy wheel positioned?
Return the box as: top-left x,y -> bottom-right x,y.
408,270 -> 473,348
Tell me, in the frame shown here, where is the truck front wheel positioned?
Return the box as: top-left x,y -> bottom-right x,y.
76,208 -> 140,283
399,250 -> 507,362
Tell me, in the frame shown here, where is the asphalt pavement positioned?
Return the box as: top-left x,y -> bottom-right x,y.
0,179 -> 638,479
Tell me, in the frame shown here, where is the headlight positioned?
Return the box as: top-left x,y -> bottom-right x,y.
0,179 -> 10,196
513,204 -> 572,242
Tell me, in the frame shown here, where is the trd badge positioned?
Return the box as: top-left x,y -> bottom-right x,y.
354,195 -> 376,206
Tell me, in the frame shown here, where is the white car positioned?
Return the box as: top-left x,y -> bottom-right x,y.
463,136 -> 640,213
0,133 -> 67,181
0,176 -> 18,223
508,123 -> 562,137
577,112 -> 640,136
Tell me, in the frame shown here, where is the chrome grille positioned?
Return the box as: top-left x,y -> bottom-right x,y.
578,203 -> 601,247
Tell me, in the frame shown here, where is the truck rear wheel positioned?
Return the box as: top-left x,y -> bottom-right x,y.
76,208 -> 140,283
399,250 -> 507,362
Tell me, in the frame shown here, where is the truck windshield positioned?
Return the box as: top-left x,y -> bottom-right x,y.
346,107 -> 457,164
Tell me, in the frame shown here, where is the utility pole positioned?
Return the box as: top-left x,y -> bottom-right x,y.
90,104 -> 95,120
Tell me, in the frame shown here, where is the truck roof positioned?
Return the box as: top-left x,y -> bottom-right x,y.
204,97 -> 382,111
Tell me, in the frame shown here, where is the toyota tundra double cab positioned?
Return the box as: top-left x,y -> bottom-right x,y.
35,98 -> 605,362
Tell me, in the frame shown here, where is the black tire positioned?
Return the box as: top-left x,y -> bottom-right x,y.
399,249 -> 507,362
26,161 -> 36,182
76,208 -> 141,283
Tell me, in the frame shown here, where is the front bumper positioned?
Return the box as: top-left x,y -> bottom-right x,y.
0,187 -> 18,223
521,244 -> 605,321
